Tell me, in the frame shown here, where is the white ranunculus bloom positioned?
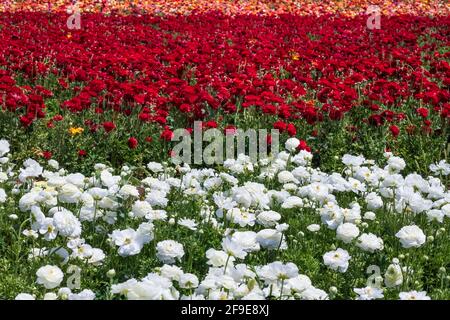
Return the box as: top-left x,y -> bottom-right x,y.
36,265 -> 64,289
156,240 -> 185,264
0,188 -> 6,203
52,208 -> 82,238
395,225 -> 426,248
0,139 -> 10,156
15,293 -> 35,300
323,248 -> 351,273
285,138 -> 300,152
356,233 -> 384,252
147,162 -> 164,173
399,290 -> 431,300
336,223 -> 359,243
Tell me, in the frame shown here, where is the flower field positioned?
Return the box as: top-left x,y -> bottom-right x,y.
0,1 -> 449,301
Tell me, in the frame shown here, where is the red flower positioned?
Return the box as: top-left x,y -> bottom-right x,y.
53,115 -> 64,121
416,107 -> 429,118
389,125 -> 400,138
78,150 -> 87,157
145,136 -> 153,143
19,116 -> 33,127
128,137 -> 138,149
205,120 -> 218,129
286,123 -> 296,137
273,121 -> 287,132
42,151 -> 52,160
102,121 -> 116,133
160,127 -> 174,141
297,140 -> 311,152
179,104 -> 191,113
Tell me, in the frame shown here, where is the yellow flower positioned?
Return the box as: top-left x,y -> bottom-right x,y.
290,50 -> 300,61
69,127 -> 84,136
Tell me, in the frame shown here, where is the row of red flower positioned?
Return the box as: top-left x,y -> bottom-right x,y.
0,13 -> 449,151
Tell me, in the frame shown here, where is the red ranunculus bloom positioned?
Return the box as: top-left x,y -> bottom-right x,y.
416,107 -> 429,118
389,125 -> 400,138
102,121 -> 116,133
128,137 -> 138,149
42,151 -> 52,160
78,150 -> 87,157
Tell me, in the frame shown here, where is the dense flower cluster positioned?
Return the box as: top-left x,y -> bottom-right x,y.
1,138 -> 448,299
0,12 -> 448,170
1,1 -> 449,16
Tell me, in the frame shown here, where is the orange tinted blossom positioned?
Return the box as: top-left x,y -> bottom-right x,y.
0,1 -> 448,16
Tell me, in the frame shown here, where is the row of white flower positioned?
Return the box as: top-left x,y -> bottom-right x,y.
1,138 -> 448,300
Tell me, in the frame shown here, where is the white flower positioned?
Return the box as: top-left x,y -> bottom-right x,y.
323,248 -> 351,273
146,190 -> 168,207
442,203 -> 450,217
426,209 -> 444,223
257,261 -> 298,283
19,159 -> 43,182
39,218 -> 58,241
285,138 -> 300,152
320,204 -> 344,230
159,265 -> 183,281
111,228 -> 147,257
100,170 -> 121,187
58,183 -> 82,203
15,293 -> 35,300
88,248 -> 106,266
0,139 -> 10,156
178,218 -> 198,231
288,275 -> 312,293
179,273 -> 199,289
257,210 -> 281,227
147,162 -> 164,173
336,223 -> 360,243
0,188 -> 6,203
256,229 -> 286,250
300,287 -> 329,300
306,224 -> 320,232
68,289 -> 96,300
399,291 -> 431,300
356,233 -> 384,252
36,265 -> 64,289
429,160 -> 450,176
131,200 -> 152,218
206,249 -> 234,267
363,211 -> 376,220
395,225 -> 426,248
119,185 -> 139,199
354,286 -> 384,300
43,292 -> 58,300
52,208 -> 82,238
384,264 -> 403,288
48,159 -> 59,170
281,196 -> 303,209
226,207 -> 256,227
387,156 -> 406,172
231,231 -> 260,252
156,240 -> 185,264
278,171 -> 298,184
126,282 -> 163,300
222,237 -> 247,259
342,154 -> 365,167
